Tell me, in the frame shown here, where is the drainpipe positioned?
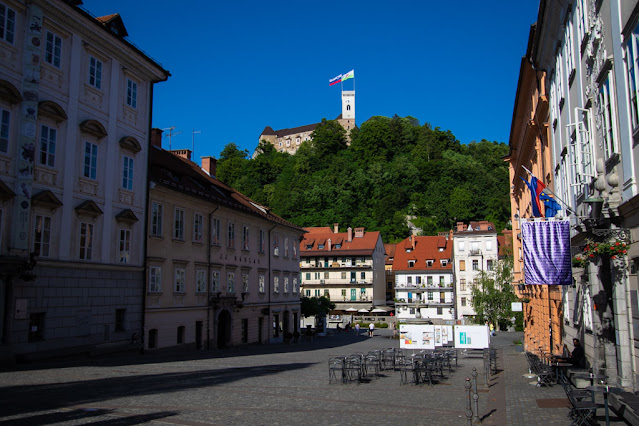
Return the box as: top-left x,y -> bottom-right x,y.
207,206 -> 220,350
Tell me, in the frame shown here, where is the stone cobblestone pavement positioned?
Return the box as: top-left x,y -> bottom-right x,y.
0,330 -> 628,425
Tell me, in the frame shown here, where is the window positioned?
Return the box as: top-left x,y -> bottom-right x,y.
228,222 -> 235,249
461,297 -> 467,307
284,237 -> 289,257
0,107 -> 9,152
242,273 -> 249,292
28,313 -> 45,342
427,276 -> 433,285
564,18 -> 574,75
88,55 -> 102,89
193,213 -> 203,242
408,260 -> 415,268
122,156 -> 134,190
33,214 -> 51,257
39,125 -> 56,167
439,276 -> 445,285
45,31 -> 62,67
407,276 -> 413,285
458,241 -> 465,251
151,202 -> 163,237
211,271 -> 220,292
437,307 -> 443,315
242,225 -> 249,250
460,278 -> 466,291
292,242 -> 297,257
0,3 -> 16,44
83,141 -> 97,179
360,272 -> 365,280
259,229 -> 265,253
599,75 -> 618,160
196,269 -> 207,293
212,217 -> 220,245
627,26 -> 639,129
259,274 -> 265,293
126,78 -> 137,108
427,292 -> 433,301
576,0 -> 588,45
79,222 -> 93,260
293,277 -> 298,293
273,276 -> 279,293
118,229 -> 130,263
341,271 -> 346,279
115,309 -> 125,332
472,260 -> 479,271
227,272 -> 235,293
459,260 -> 465,271
324,272 -> 329,279
487,260 -> 494,271
174,268 -> 185,292
426,260 -> 434,267
341,289 -> 346,297
149,266 -> 161,292
273,234 -> 279,256
305,289 -> 311,297
173,208 -> 184,240
324,289 -> 329,297
284,277 -> 289,293
305,272 -> 311,280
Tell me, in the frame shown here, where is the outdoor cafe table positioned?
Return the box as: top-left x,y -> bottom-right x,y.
585,384 -> 623,426
554,362 -> 573,380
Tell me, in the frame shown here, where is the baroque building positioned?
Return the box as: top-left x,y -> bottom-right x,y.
0,0 -> 168,362
512,0 -> 639,390
146,129 -> 304,349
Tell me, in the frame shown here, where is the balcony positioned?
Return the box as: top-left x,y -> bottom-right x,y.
469,249 -> 482,256
395,283 -> 454,290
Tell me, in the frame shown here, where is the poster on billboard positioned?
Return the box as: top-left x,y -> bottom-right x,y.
399,324 -> 436,350
454,325 -> 490,349
442,325 -> 452,345
434,325 -> 442,346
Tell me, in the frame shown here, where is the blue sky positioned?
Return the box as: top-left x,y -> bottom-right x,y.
83,1 -> 540,161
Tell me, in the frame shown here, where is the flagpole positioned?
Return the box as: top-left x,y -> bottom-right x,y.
521,165 -> 577,216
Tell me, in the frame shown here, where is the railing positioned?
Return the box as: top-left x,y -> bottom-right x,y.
469,249 -> 482,256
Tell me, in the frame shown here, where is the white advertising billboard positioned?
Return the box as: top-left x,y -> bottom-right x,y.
399,324 -> 436,350
454,325 -> 490,349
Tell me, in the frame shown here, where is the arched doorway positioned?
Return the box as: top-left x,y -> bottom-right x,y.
217,310 -> 232,348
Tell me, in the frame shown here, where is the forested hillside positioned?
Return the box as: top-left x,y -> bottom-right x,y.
216,115 -> 511,242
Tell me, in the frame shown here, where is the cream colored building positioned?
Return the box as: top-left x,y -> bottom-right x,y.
0,0 -> 168,362
146,130 -> 304,350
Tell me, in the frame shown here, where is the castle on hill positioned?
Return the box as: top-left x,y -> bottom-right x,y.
258,90 -> 355,155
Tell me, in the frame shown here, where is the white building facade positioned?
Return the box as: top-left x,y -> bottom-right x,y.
452,222 -> 499,320
0,0 -> 168,362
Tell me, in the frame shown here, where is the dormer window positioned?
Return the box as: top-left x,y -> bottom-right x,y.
334,243 -> 341,249
318,243 -> 324,249
408,260 -> 415,268
406,248 -> 412,253
306,244 -> 313,250
440,259 -> 448,267
426,260 -> 434,267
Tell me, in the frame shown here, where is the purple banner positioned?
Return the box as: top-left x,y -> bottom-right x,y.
522,220 -> 572,285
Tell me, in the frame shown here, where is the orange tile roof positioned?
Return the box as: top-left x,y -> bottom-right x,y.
392,235 -> 453,272
300,227 -> 381,255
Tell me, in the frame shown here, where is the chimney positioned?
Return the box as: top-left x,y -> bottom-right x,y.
449,229 -> 453,241
354,227 -> 364,238
347,227 -> 352,242
201,156 -> 217,176
334,223 -> 339,233
171,149 -> 192,161
151,128 -> 163,148
411,235 -> 416,250
456,222 -> 465,232
328,238 -> 332,251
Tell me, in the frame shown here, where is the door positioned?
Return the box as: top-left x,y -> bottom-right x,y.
195,321 -> 202,350
217,310 -> 232,348
351,289 -> 356,301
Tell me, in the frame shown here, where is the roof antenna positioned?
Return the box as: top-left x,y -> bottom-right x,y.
162,126 -> 182,151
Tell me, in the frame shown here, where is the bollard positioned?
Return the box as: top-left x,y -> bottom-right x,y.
472,367 -> 480,423
465,377 -> 473,426
484,360 -> 490,387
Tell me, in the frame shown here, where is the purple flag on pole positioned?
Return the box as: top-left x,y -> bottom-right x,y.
521,220 -> 572,285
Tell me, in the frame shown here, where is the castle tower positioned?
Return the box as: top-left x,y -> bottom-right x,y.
340,90 -> 355,133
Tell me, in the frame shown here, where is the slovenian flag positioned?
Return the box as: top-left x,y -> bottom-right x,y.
329,74 -> 342,86
519,176 -> 546,217
342,69 -> 354,81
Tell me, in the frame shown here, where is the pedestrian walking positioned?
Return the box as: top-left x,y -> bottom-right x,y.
355,323 -> 360,336
368,322 -> 375,337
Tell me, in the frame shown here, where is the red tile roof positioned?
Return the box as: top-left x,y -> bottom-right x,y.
300,227 -> 381,256
392,235 -> 453,272
260,116 -> 342,138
